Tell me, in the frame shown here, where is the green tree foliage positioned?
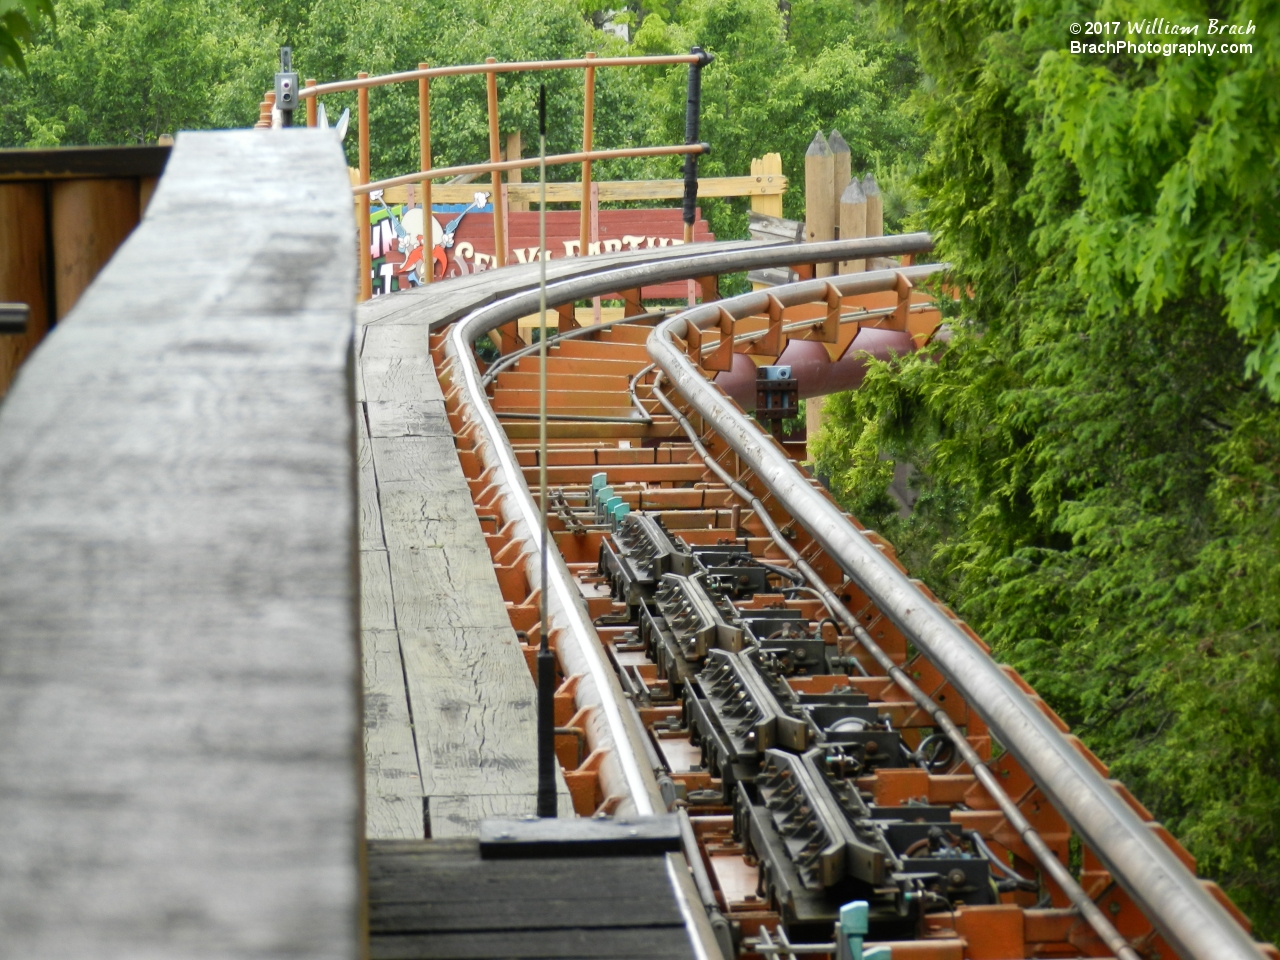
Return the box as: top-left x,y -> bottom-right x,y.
0,0 -> 53,72
297,0 -> 648,183
632,0 -> 924,240
814,0 -> 1280,934
0,0 -> 273,145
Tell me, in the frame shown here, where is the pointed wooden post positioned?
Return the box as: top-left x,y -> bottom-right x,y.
828,130 -> 850,227
838,178 -> 867,274
804,132 -> 834,278
863,173 -> 882,238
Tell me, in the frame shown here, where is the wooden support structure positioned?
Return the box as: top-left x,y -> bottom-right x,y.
750,152 -> 784,218
0,129 -> 360,958
863,172 -> 883,240
839,177 -> 868,274
372,172 -> 787,207
829,129 -> 851,218
804,132 -> 835,279
305,79 -> 317,126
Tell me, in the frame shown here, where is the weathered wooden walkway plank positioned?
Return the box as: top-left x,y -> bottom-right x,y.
0,130 -> 360,959
358,303 -> 568,837
364,628 -> 426,840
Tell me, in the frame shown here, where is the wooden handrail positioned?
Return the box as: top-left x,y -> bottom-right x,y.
352,143 -> 708,196
327,52 -> 708,300
300,54 -> 701,98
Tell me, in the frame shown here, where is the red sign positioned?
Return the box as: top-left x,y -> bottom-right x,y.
369,206 -> 713,298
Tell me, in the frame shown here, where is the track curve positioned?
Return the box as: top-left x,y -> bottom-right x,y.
379,235 -> 1275,960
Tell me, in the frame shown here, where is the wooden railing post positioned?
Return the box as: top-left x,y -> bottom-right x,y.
305,80 -> 317,127
358,73 -> 371,301
485,58 -> 507,269
419,62 -> 432,284
579,51 -> 597,259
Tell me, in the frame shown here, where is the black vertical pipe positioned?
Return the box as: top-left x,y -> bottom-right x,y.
535,82 -> 558,821
536,646 -> 557,817
682,46 -> 713,236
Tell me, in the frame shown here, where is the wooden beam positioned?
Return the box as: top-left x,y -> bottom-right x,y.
371,174 -> 787,207
0,130 -> 361,957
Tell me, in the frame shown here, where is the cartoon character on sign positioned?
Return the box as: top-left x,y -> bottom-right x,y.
432,191 -> 489,280
368,192 -> 450,292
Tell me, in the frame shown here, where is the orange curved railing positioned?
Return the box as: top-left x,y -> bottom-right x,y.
260,53 -> 711,300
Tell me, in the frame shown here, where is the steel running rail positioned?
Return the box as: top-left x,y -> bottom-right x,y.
646,271 -> 1269,960
440,234 -> 934,817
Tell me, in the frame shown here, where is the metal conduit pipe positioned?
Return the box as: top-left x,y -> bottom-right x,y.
647,269 -> 1268,960
441,233 -> 936,817
647,369 -> 1138,960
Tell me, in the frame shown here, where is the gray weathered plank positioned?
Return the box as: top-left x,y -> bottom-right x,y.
364,629 -> 424,841
366,399 -> 452,438
0,129 -> 360,959
378,481 -> 484,548
362,357 -> 445,404
358,407 -> 386,550
362,549 -> 397,631
386,544 -> 516,634
369,436 -> 462,484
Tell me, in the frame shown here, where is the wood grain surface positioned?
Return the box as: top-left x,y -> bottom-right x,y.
0,182 -> 49,397
0,129 -> 360,959
367,840 -> 695,959
358,294 -> 573,837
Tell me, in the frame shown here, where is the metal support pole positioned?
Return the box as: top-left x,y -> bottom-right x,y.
578,51 -> 597,259
418,62 -> 432,284
274,48 -> 298,128
535,84 -> 557,819
485,58 -> 507,270
681,46 -> 712,244
357,73 -> 371,301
